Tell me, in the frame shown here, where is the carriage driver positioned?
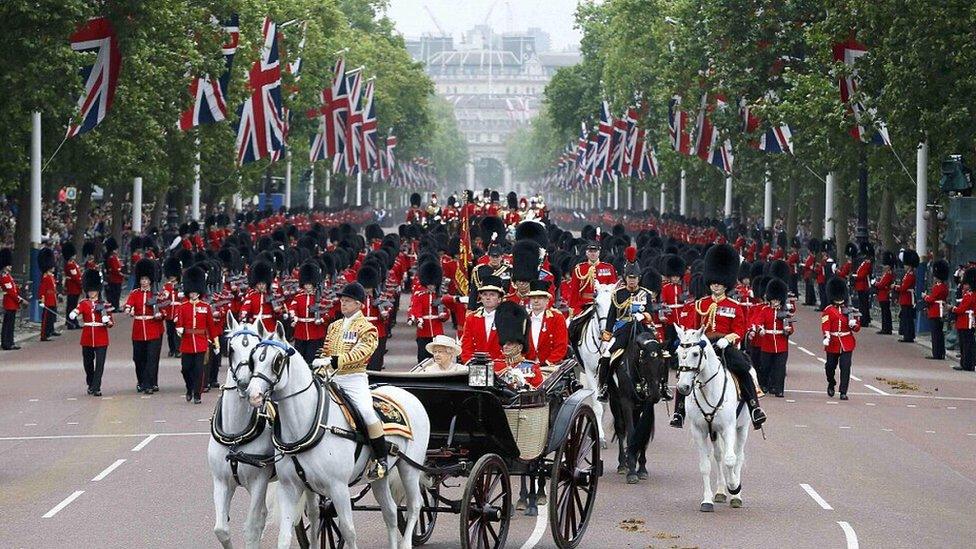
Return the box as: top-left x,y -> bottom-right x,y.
670,244 -> 768,430
312,282 -> 387,481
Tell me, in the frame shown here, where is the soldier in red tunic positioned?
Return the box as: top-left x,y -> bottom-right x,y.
803,238 -> 819,306
357,263 -> 390,371
162,256 -> 184,357
952,268 -> 976,371
566,241 -> 618,316
923,259 -> 950,360
406,192 -> 426,226
240,261 -> 279,332
287,262 -> 328,365
660,254 -> 687,351
524,280 -> 568,367
507,240 -> 539,307
124,258 -> 165,394
68,270 -> 114,396
821,277 -> 860,400
63,242 -> 83,330
853,243 -> 874,325
176,266 -> 219,404
504,192 -> 521,228
897,249 -> 920,343
874,251 -> 896,335
38,247 -> 60,341
493,301 -> 543,390
756,278 -> 794,397
0,248 -> 22,350
103,237 -> 124,309
460,275 -> 506,363
408,260 -> 453,362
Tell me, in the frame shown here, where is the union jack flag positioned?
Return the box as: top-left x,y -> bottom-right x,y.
66,17 -> 121,138
340,68 -> 364,174
694,93 -> 734,173
619,106 -> 638,175
641,141 -> 660,178
740,99 -> 794,154
668,95 -> 692,155
593,102 -> 613,180
178,15 -> 239,131
270,21 -> 307,162
234,17 -> 284,165
611,107 -> 633,175
378,133 -> 396,180
359,80 -> 378,172
308,56 -> 348,163
833,38 -> 891,146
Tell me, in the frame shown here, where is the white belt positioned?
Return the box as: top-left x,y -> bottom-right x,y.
666,303 -> 684,309
765,329 -> 785,335
829,331 -> 851,336
421,314 -> 442,320
364,316 -> 379,321
294,317 -> 318,322
84,322 -> 105,327
133,315 -> 157,321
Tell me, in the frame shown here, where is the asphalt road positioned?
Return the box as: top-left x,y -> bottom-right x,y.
2,297 -> 975,549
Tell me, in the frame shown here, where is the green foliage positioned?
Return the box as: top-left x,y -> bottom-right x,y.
426,95 -> 468,184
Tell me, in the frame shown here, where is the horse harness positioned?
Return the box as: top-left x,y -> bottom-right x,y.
677,340 -> 730,441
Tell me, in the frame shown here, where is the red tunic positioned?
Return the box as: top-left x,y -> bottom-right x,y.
124,289 -> 165,341
691,296 -> 746,345
952,291 -> 976,330
287,292 -> 328,341
1,272 -> 19,311
897,271 -> 916,307
73,299 -> 113,347
923,282 -> 949,319
39,273 -> 57,307
566,261 -> 618,315
65,260 -> 83,296
756,306 -> 793,354
660,281 -> 684,325
106,254 -> 124,285
408,290 -> 452,339
493,358 -> 544,389
361,294 -> 388,338
525,308 -> 568,366
853,260 -> 872,292
176,300 -> 219,354
873,271 -> 894,302
241,289 -> 278,332
162,281 -> 183,321
821,304 -> 859,353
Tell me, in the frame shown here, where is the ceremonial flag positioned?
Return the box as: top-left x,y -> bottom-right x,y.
594,101 -> 612,179
178,15 -> 239,131
234,17 -> 284,165
342,68 -> 364,174
619,106 -> 638,175
574,122 -> 587,173
66,17 -> 121,138
359,80 -> 377,172
271,20 -> 307,162
668,95 -> 692,155
694,93 -> 733,173
455,205 -> 472,295
740,99 -> 794,155
833,38 -> 891,146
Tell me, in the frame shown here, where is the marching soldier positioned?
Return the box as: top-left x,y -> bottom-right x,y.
408,260 -> 453,362
821,277 -> 860,400
406,192 -> 426,225
660,254 -> 687,350
312,282 -> 388,481
952,268 -> 976,371
356,264 -> 389,371
468,239 -> 510,309
82,241 -> 98,271
63,242 -> 82,330
460,275 -> 506,363
494,301 -> 544,390
897,249 -> 920,343
175,266 -> 219,404
38,247 -> 60,341
670,244 -> 767,430
103,237 -> 124,309
68,269 -> 114,396
162,256 -> 183,357
853,243 -> 874,325
504,192 -> 521,228
287,262 -> 328,365
803,238 -> 820,307
524,280 -> 568,368
757,278 -> 793,397
923,259 -> 950,360
566,241 -> 618,317
597,247 -> 654,401
124,258 -> 165,393
241,261 -> 279,332
874,252 -> 896,334
0,248 -> 22,350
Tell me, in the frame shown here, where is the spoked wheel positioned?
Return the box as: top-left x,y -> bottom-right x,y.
397,483 -> 439,546
460,454 -> 511,549
549,405 -> 601,548
318,498 -> 345,549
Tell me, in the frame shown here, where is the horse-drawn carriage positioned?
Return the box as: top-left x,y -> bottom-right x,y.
305,356 -> 602,549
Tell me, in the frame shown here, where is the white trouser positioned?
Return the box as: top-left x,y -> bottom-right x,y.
332,372 -> 382,428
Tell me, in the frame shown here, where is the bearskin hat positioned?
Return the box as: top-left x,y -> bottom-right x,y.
808,237 -> 821,254
356,264 -> 381,289
901,249 -> 920,268
82,269 -> 103,293
418,260 -> 443,287
480,216 -> 505,243
272,228 -> 287,245
163,256 -> 182,280
188,220 -> 200,234
581,225 -> 596,242
299,262 -> 322,286
61,241 -> 77,260
490,190 -> 499,203
365,223 -> 384,242
767,259 -> 790,282
410,192 -> 421,207
217,247 -> 236,270
612,223 -> 626,237
844,242 -> 858,258
860,242 -> 875,259
641,267 -> 662,294
104,236 -> 118,253
511,220 -> 546,249
752,261 -> 768,281
37,248 -> 56,272
964,268 -> 976,288
690,272 -> 708,299
320,253 -> 336,281
507,191 -> 518,209
826,276 -> 847,303
751,275 -> 769,302
511,240 -> 540,282
932,259 -> 950,282
183,265 -> 208,296
737,261 -> 753,282
703,243 -> 739,290
662,254 -> 686,278
765,277 -> 788,304
881,250 -> 895,267
130,236 -> 144,254
495,301 -> 529,348
250,261 -> 274,287
134,258 -> 158,284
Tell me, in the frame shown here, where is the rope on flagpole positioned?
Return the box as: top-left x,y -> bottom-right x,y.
788,153 -> 827,185
41,134 -> 69,174
888,144 -> 917,187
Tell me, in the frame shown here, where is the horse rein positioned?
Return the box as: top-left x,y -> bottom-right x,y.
223,327 -> 260,396
677,340 -> 729,435
249,339 -> 315,406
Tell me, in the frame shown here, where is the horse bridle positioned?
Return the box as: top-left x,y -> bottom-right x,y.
224,327 -> 260,396
676,339 -> 728,433
248,339 -> 314,406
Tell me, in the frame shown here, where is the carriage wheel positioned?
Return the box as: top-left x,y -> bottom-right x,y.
549,405 -> 601,549
459,454 -> 511,549
397,483 -> 439,546
318,498 -> 345,549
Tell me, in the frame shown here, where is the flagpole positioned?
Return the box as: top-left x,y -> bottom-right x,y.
626,180 -> 632,210
613,174 -> 619,210
29,111 -> 42,322
192,143 -> 201,221
308,167 -> 315,209
724,175 -> 733,220
824,171 -> 836,240
642,190 -> 647,211
916,140 -> 928,256
659,181 -> 665,214
679,170 -> 687,216
763,170 -> 773,229
356,170 -> 362,206
284,150 -> 292,210
132,177 -> 143,233
325,168 -> 331,207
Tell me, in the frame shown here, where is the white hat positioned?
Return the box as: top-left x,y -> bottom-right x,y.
425,335 -> 461,356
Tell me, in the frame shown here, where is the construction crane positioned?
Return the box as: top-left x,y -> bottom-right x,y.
423,5 -> 448,37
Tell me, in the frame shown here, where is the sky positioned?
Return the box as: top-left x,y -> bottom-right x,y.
384,0 -> 583,51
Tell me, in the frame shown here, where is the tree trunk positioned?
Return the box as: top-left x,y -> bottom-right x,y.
11,175 -> 31,280
810,179 -> 824,239
110,188 -> 125,244
151,185 -> 168,229
786,176 -> 799,242
878,187 -> 895,253
73,179 -> 93,251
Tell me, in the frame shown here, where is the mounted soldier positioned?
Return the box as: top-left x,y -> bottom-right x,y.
567,239 -> 618,317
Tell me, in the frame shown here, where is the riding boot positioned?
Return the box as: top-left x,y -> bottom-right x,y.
660,379 -> 673,400
736,371 -> 767,430
669,392 -> 685,428
367,435 -> 389,481
596,356 -> 612,402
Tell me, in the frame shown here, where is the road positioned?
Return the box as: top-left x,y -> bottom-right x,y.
2,297 -> 975,549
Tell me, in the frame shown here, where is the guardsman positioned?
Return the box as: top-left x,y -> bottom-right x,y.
923,259 -> 950,360
874,252 -> 895,335
507,240 -> 539,306
312,282 -> 388,481
757,278 -> 793,397
469,239 -> 510,309
356,264 -> 389,371
241,260 -> 279,332
671,244 -> 767,430
460,275 -> 506,363
951,268 -> 976,371
838,243 -> 856,282
787,237 -> 801,296
821,277 -> 860,400
287,261 -> 328,366
426,193 -> 442,225
660,254 -> 686,349
525,280 -> 568,368
441,195 -> 459,225
82,241 -> 98,271
162,256 -> 183,357
494,301 -> 544,390
597,247 -> 654,401
897,249 -> 920,343
408,260 -> 453,362
853,243 -> 874,325
815,245 -> 833,310
803,238 -> 820,306
485,190 -> 501,217
103,237 -> 124,309
566,241 -> 618,317
504,192 -> 521,228
63,242 -> 82,330
175,266 -> 219,404
734,261 -> 753,308
124,258 -> 165,394
68,269 -> 114,396
406,192 -> 426,225
38,247 -> 60,341
0,248 -> 21,350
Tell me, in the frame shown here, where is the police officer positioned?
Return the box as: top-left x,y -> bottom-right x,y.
821,277 -> 860,400
313,282 -> 388,481
597,247 -> 654,401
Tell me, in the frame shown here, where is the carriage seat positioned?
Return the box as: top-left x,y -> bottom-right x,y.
327,382 -> 414,440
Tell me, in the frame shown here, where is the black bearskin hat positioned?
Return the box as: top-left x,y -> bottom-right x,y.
410,192 -> 421,207
641,267 -> 662,294
495,301 -> 529,348
750,261 -> 766,280
932,259 -> 950,282
418,260 -> 443,287
163,256 -> 182,280
964,268 -> 976,288
299,262 -> 322,286
845,242 -> 858,258
881,251 -> 895,267
61,242 -> 77,260
703,243 -> 739,290
737,261 -> 752,282
183,265 -> 208,296
479,216 -> 506,243
490,190 -> 499,203
662,254 -> 686,278
515,221 -> 549,249
751,275 -> 769,302
826,276 -> 848,303
860,242 -> 875,259
765,277 -> 788,304
507,191 -> 517,209
82,269 -> 102,293
129,236 -> 144,253
134,258 -> 158,284
901,249 -> 920,268
767,259 -> 790,282
37,248 -> 56,272
356,264 -> 381,289
365,223 -> 384,242
511,240 -> 541,282
808,237 -> 821,254
249,261 -> 274,287
104,236 -> 118,253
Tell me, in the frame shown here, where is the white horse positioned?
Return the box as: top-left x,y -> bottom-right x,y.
246,325 -> 431,549
573,281 -> 616,447
673,325 -> 749,512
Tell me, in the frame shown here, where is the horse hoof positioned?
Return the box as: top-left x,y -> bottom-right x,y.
713,493 -> 727,503
516,498 -> 527,511
536,495 -> 547,506
525,505 -> 538,517
601,440 -> 608,450
700,502 -> 714,513
616,465 -> 628,475
638,470 -> 649,480
730,497 -> 742,508
626,473 -> 639,484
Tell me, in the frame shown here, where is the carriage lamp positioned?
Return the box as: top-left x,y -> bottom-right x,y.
467,352 -> 494,387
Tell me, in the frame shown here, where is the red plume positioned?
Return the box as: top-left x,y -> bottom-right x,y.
625,245 -> 637,263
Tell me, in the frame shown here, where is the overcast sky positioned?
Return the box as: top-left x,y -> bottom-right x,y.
384,0 -> 583,51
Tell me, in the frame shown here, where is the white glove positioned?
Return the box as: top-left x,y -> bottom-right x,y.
848,318 -> 857,328
716,337 -> 730,350
101,315 -> 111,324
459,296 -> 469,304
599,340 -> 611,357
68,310 -> 78,321
416,318 -> 424,329
311,358 -> 328,368
509,368 -> 528,387
823,336 -> 830,347
315,318 -> 324,325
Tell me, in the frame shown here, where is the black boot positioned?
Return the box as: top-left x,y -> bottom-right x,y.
596,356 -> 611,402
669,393 -> 685,428
367,435 -> 389,481
748,399 -> 767,429
735,370 -> 767,430
660,380 -> 673,401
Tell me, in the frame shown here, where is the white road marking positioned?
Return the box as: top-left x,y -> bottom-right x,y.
785,389 -> 976,402
140,396 -> 151,399
850,375 -> 862,381
948,406 -> 957,410
968,433 -> 976,437
817,357 -> 827,363
838,521 -> 859,549
800,483 -> 833,510
66,422 -> 79,425
925,430 -> 936,434
882,428 -> 893,432
100,396 -> 113,400
865,402 -> 876,406
66,397 -> 77,401
42,490 -> 84,518
196,418 -> 208,422
0,432 -> 209,442
29,398 -> 39,402
864,384 -> 890,396
907,404 -> 917,408
795,424 -> 808,428
839,426 -> 851,429
131,434 -> 157,452
24,423 -> 37,427
153,420 -> 166,423
797,346 -> 816,356
518,504 -> 549,549
826,401 -> 839,405
786,399 -> 796,403
789,340 -> 797,346
91,459 -> 126,481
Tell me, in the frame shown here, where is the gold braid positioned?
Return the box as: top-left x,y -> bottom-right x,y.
694,298 -> 719,333
580,261 -> 597,289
